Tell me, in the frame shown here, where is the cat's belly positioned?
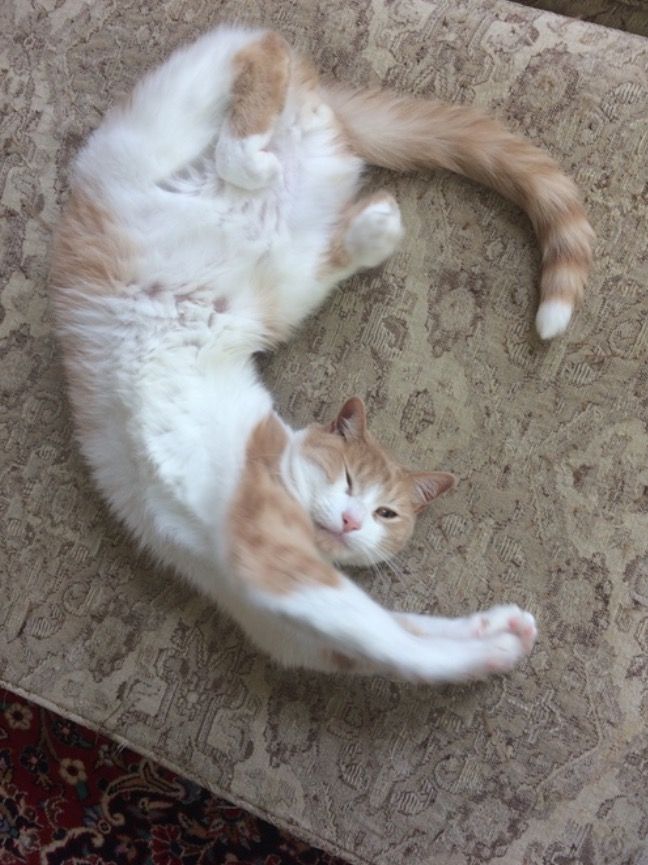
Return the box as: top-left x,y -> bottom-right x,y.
123,105 -> 363,289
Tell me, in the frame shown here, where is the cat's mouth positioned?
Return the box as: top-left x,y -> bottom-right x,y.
313,521 -> 348,546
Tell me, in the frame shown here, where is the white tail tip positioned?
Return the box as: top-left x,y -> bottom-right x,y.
535,299 -> 573,340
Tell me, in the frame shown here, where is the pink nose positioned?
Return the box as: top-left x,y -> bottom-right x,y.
342,511 -> 361,533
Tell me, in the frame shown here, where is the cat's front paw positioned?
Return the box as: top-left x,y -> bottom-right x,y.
346,194 -> 404,268
480,630 -> 534,675
470,604 -> 537,654
216,134 -> 282,191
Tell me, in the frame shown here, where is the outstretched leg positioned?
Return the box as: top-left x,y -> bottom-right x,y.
215,32 -> 291,190
236,573 -> 537,682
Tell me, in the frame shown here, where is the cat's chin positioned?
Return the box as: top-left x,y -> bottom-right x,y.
314,524 -> 361,563
313,524 -> 377,567
313,523 -> 348,555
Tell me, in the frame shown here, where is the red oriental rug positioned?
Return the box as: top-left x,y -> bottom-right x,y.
0,691 -> 345,865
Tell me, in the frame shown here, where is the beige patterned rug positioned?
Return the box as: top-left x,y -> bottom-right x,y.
2,1 -> 648,862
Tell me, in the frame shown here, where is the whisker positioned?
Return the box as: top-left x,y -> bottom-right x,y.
383,558 -> 404,581
371,544 -> 407,581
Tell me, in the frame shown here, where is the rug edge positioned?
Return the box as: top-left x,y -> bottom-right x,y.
0,678 -> 363,865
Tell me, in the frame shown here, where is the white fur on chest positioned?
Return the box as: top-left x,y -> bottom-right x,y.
81,319 -> 273,563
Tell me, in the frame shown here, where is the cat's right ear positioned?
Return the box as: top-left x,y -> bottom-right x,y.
330,397 -> 367,440
409,471 -> 458,512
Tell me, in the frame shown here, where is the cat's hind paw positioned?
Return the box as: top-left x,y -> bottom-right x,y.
215,134 -> 282,191
345,194 -> 404,268
299,97 -> 335,132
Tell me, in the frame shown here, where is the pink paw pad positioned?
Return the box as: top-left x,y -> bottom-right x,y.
507,613 -> 537,653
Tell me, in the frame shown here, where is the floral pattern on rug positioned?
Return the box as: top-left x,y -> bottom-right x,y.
0,692 -> 345,865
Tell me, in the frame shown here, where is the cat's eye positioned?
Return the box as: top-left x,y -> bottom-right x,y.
375,507 -> 398,519
345,468 -> 353,494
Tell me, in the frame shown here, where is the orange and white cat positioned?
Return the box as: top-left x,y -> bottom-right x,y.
50,27 -> 593,682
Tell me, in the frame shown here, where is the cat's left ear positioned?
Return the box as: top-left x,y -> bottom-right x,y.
330,397 -> 367,440
410,471 -> 458,512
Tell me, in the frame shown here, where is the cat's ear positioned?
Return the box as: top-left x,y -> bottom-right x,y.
410,471 -> 457,512
330,397 -> 367,440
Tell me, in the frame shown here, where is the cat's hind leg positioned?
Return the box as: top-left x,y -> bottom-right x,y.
215,32 -> 291,190
259,190 -> 402,338
77,27 -> 269,186
322,191 -> 404,280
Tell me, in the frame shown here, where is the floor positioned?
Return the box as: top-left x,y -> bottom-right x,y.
0,690 -> 345,864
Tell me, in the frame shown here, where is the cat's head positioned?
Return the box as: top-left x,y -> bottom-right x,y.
297,397 -> 456,566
